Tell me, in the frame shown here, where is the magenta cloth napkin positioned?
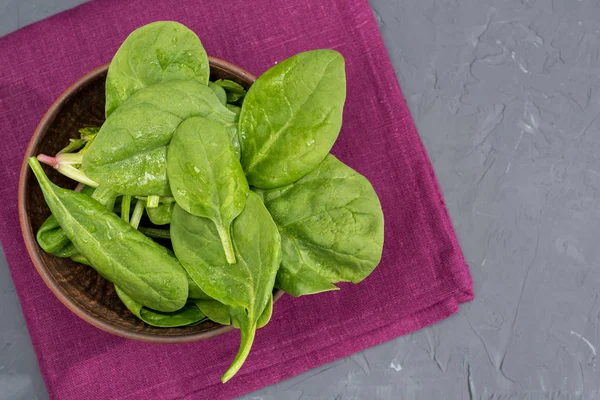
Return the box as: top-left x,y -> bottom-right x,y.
0,0 -> 473,398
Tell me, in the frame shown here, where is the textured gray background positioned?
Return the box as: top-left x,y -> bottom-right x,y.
2,0 -> 600,399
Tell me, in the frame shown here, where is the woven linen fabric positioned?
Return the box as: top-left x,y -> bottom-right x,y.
0,0 -> 474,398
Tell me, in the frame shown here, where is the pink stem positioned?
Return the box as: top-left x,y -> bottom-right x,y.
37,154 -> 58,168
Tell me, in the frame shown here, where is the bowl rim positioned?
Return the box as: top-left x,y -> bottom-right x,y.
18,57 -> 283,343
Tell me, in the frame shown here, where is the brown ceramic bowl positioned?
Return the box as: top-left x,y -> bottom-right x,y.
18,57 -> 283,343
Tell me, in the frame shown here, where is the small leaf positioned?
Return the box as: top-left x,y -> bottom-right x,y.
214,79 -> 247,104
167,117 -> 248,264
209,81 -> 228,105
115,286 -> 206,328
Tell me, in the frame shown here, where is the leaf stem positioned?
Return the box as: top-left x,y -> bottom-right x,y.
216,224 -> 236,264
221,320 -> 256,383
135,195 -> 176,203
130,199 -> 145,229
146,195 -> 160,208
121,195 -> 131,224
56,152 -> 84,165
37,154 -> 98,187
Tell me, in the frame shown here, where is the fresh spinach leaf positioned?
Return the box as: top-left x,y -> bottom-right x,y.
254,155 -> 384,296
215,79 -> 247,103
82,80 -> 238,196
194,293 -> 273,328
239,49 -> 346,189
193,298 -> 231,325
167,116 -> 248,264
105,21 -> 210,117
226,104 -> 241,116
145,201 -> 174,225
36,185 -> 96,256
187,274 -> 208,300
209,81 -> 228,105
79,127 -> 101,138
171,192 -> 281,381
29,157 -> 189,312
115,285 -> 206,328
36,214 -> 72,255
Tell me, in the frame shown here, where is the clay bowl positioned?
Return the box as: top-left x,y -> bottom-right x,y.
18,57 -> 283,343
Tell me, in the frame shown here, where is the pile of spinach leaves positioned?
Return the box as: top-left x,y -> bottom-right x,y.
29,21 -> 384,383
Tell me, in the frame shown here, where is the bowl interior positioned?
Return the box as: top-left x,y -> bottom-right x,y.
20,59 -> 279,343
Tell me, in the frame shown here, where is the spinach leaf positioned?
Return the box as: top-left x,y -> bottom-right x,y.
208,81 -> 227,105
79,127 -> 101,138
226,104 -> 241,116
105,21 -> 210,117
255,155 -> 384,296
36,185 -> 96,256
167,117 -> 248,264
187,274 -> 208,299
193,298 -> 231,325
238,49 -> 346,189
82,80 -> 237,196
171,192 -> 281,381
115,285 -> 206,328
29,157 -> 189,312
194,293 -> 273,328
36,214 -> 72,255
215,79 -> 247,103
138,226 -> 171,240
145,201 -> 174,225
256,293 -> 273,328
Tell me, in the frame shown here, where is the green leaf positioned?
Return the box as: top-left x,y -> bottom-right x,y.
226,104 -> 241,116
36,214 -> 72,255
194,293 -> 273,328
82,80 -> 237,196
105,21 -> 210,117
78,127 -> 101,138
215,79 -> 247,104
145,201 -> 174,225
36,185 -> 96,256
208,81 -> 228,105
256,293 -> 273,329
255,155 -> 384,296
171,192 -> 281,380
115,286 -> 206,328
167,117 -> 248,264
239,49 -> 346,189
28,157 -> 188,312
187,274 -> 209,299
193,298 -> 231,325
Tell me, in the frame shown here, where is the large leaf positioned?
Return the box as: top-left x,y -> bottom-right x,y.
239,49 -> 346,189
167,117 -> 248,263
255,155 -> 384,296
171,192 -> 281,381
82,80 -> 237,196
115,286 -> 205,328
29,157 -> 188,312
105,21 -> 210,117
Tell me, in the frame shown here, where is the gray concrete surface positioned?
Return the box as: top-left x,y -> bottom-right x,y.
2,0 -> 600,399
